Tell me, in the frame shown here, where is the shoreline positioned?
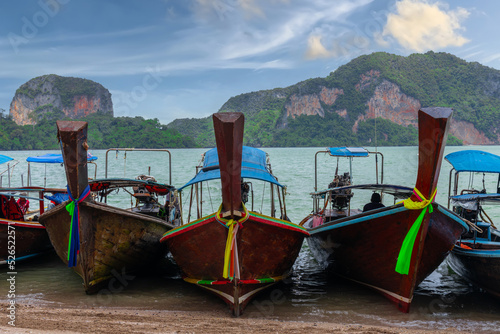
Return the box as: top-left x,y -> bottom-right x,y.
0,302 -> 473,334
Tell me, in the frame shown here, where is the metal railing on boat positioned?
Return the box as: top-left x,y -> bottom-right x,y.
104,148 -> 172,185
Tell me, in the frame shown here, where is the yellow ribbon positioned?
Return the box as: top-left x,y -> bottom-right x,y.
216,203 -> 249,279
400,188 -> 436,211
223,218 -> 237,279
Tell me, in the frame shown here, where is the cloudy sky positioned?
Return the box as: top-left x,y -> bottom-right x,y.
0,0 -> 497,124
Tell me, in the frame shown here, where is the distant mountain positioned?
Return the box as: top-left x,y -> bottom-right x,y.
168,51 -> 500,147
10,74 -> 113,125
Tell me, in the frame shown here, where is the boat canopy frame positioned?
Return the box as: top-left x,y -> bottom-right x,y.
445,150 -> 500,244
446,150 -> 500,208
104,148 -> 172,185
314,147 -> 384,192
179,146 -> 284,191
26,153 -> 98,187
312,147 -> 384,217
0,154 -> 18,188
180,146 -> 287,223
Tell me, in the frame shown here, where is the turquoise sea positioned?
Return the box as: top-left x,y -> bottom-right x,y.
1,146 -> 500,332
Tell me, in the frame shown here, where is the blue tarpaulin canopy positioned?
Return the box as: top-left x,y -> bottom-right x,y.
45,192 -> 69,204
328,147 -> 369,157
445,150 -> 500,173
26,153 -> 98,163
0,154 -> 13,165
179,146 -> 283,190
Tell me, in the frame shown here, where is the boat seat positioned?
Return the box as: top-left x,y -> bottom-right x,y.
477,221 -> 492,240
0,195 -> 25,221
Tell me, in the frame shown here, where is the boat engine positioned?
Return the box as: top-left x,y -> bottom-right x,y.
132,175 -> 161,217
241,181 -> 250,204
132,183 -> 161,218
329,172 -> 352,210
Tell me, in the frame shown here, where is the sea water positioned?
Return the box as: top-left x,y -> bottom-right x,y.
1,146 -> 500,332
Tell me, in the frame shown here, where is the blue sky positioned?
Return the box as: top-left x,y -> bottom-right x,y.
0,0 -> 498,124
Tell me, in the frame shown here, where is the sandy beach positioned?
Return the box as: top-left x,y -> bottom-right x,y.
0,302 -> 473,334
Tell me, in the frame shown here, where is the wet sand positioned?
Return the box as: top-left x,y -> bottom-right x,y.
0,302 -> 472,334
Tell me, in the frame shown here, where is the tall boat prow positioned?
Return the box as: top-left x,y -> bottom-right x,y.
213,112 -> 245,313
161,112 -> 308,316
214,112 -> 244,219
400,107 -> 452,296
303,107 -> 468,312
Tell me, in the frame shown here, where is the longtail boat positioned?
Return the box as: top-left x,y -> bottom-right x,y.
161,112 -> 308,316
39,121 -> 177,293
0,154 -> 71,265
301,107 -> 468,312
0,186 -> 57,265
445,150 -> 500,297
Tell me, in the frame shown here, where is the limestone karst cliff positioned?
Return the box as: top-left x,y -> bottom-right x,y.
168,51 -> 500,147
9,74 -> 113,125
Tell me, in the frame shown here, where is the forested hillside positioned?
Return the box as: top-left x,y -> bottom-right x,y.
0,111 -> 196,150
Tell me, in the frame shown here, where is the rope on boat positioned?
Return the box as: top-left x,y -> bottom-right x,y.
260,182 -> 266,214
395,188 -> 437,275
215,203 -> 249,280
206,182 -> 214,213
65,185 -> 91,268
462,217 -> 483,233
480,208 -> 497,230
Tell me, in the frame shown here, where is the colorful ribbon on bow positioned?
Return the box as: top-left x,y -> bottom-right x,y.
66,184 -> 91,267
395,187 -> 437,275
215,203 -> 249,280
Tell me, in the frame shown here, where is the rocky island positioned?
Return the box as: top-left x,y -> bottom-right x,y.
9,74 -> 113,125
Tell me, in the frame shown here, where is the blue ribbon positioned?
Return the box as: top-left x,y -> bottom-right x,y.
66,184 -> 91,267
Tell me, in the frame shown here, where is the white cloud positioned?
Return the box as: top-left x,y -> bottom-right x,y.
305,35 -> 332,59
382,0 -> 470,52
301,0 -> 376,60
220,0 -> 373,61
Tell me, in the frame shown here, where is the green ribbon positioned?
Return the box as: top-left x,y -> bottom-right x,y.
65,200 -> 76,262
65,184 -> 91,267
395,204 -> 433,275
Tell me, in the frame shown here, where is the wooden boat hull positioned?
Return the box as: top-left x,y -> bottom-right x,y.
447,242 -> 500,297
306,203 -> 467,312
39,200 -> 171,293
161,211 -> 308,315
0,219 -> 52,265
